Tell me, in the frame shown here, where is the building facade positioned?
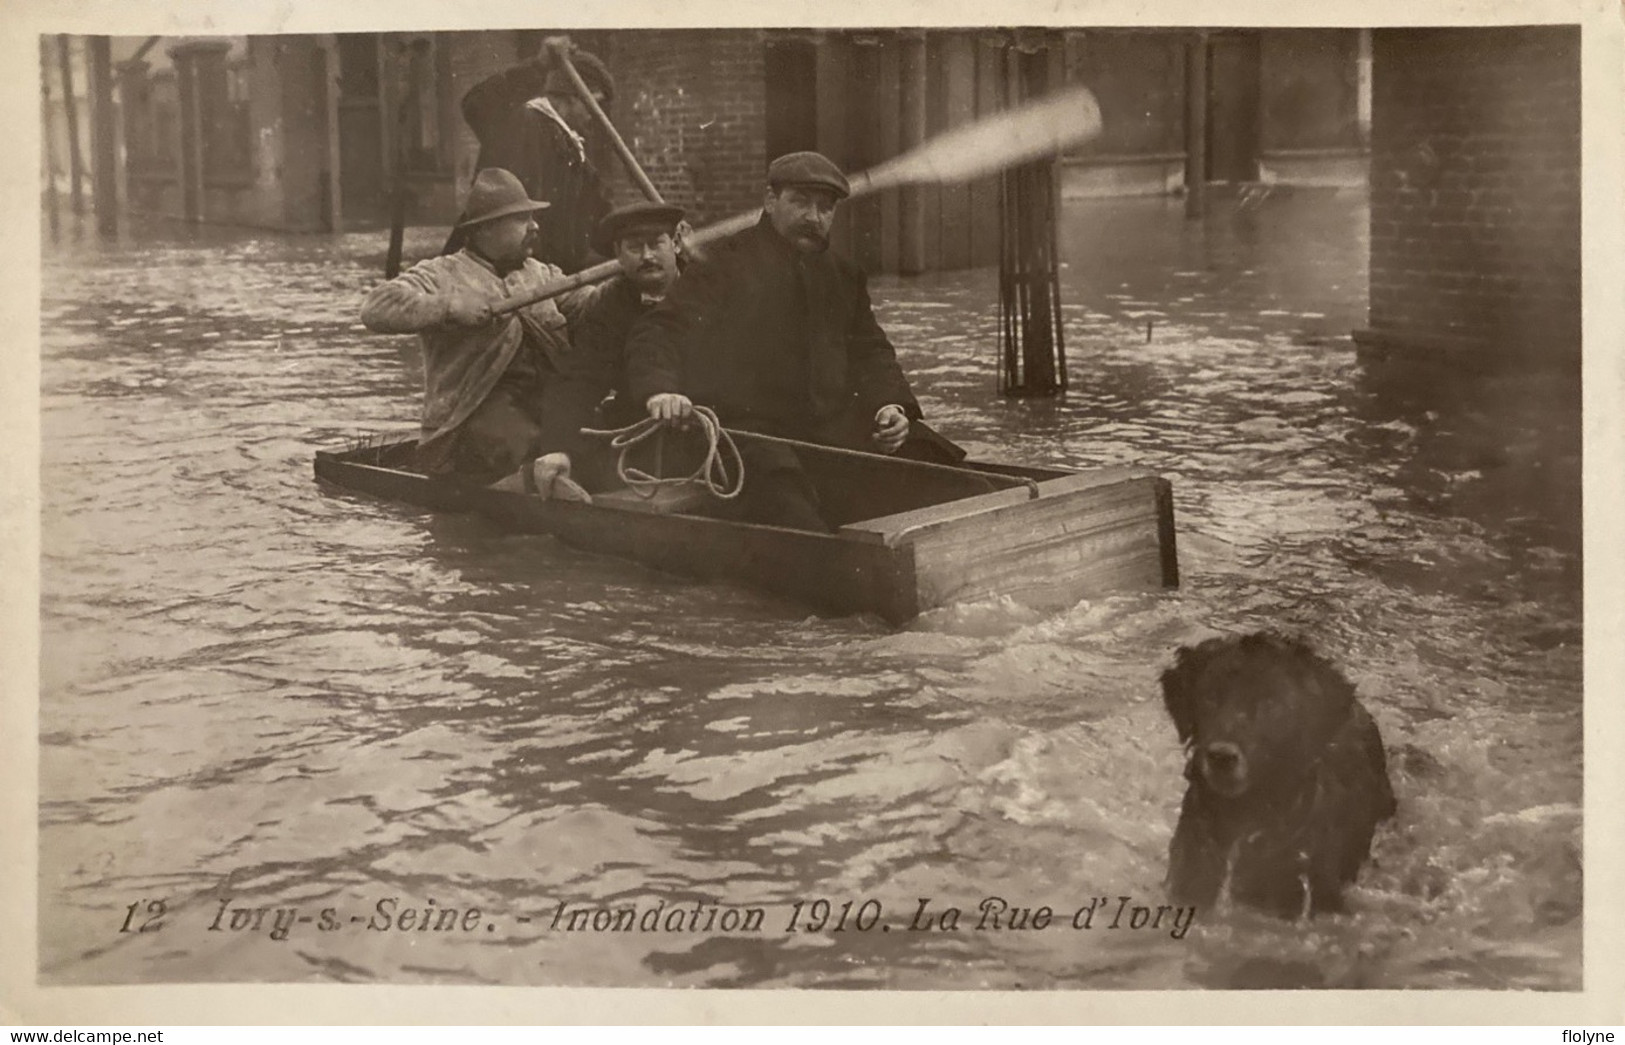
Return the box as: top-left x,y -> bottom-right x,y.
98,28 -> 1368,272
1355,26 -> 1580,361
1060,28 -> 1369,196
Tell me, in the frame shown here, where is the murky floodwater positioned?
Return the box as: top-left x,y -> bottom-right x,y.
38,188 -> 1582,990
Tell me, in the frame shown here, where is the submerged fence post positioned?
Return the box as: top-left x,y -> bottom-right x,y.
1184,30 -> 1209,220
997,35 -> 1066,398
41,39 -> 62,240
57,35 -> 86,217
89,36 -> 119,238
897,30 -> 928,276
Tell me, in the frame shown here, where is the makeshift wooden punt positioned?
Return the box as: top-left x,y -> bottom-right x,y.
313,437 -> 1178,624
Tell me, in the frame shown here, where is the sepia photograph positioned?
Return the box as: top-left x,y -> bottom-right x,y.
7,0 -> 1623,1024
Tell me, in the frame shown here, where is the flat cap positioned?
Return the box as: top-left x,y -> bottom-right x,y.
767,151 -> 850,200
592,201 -> 686,256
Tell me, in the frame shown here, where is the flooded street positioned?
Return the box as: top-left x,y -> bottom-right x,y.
38,188 -> 1582,990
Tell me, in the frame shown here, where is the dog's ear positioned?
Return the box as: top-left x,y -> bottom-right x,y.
1161,643 -> 1206,745
1281,636 -> 1359,741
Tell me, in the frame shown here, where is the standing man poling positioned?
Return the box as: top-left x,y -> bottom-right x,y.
624,151 -> 963,531
450,37 -> 613,274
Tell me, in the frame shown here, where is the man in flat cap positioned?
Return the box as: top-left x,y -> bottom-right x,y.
450,36 -> 613,274
624,151 -> 959,531
361,168 -> 596,498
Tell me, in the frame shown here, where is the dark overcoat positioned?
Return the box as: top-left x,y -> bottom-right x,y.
624,216 -> 921,441
533,275 -> 649,461
458,59 -> 609,274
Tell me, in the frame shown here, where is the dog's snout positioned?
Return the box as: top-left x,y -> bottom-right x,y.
1200,741 -> 1249,796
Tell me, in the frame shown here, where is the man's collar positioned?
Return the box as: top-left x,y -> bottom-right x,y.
462,246 -> 524,279
525,97 -> 586,160
614,272 -> 673,305
754,213 -> 833,259
754,213 -> 803,258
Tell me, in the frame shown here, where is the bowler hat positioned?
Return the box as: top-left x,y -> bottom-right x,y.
543,49 -> 616,105
456,168 -> 550,230
767,151 -> 850,200
592,201 -> 687,257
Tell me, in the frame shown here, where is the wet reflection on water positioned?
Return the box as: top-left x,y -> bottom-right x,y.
39,189 -> 1581,989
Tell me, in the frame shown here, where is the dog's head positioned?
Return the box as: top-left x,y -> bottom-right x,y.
1161,632 -> 1358,801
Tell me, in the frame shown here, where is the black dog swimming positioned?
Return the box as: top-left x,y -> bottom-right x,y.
1161,632 -> 1397,919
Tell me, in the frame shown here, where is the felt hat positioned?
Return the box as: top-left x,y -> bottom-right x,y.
592,201 -> 687,256
456,168 -> 550,230
767,151 -> 851,200
542,49 -> 616,104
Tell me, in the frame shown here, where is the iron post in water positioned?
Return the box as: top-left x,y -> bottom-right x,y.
1184,30 -> 1209,220
89,36 -> 118,238
384,56 -> 411,279
40,39 -> 62,240
997,36 -> 1066,398
57,35 -> 86,217
897,31 -> 928,276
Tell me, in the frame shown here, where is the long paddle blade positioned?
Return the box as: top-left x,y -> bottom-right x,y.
494,84 -> 1102,315
855,85 -> 1103,197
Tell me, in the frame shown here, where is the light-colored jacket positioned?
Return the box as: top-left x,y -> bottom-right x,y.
360,250 -> 596,453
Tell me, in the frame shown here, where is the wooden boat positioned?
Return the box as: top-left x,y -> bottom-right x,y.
313,435 -> 1178,624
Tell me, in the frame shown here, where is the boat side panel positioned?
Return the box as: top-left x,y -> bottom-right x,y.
839,469 -> 1151,546
1153,476 -> 1180,588
905,476 -> 1175,612
314,453 -> 472,513
472,490 -> 921,624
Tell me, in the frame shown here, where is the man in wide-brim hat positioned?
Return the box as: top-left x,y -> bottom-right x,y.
362,167 -> 598,498
622,151 -> 964,531
453,36 -> 614,274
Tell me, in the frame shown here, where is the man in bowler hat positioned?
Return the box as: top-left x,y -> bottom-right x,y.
541,202 -> 694,474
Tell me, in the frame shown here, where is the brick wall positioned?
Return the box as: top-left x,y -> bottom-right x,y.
437,30 -> 767,227
599,30 -> 769,224
444,31 -> 529,196
1363,26 -> 1579,360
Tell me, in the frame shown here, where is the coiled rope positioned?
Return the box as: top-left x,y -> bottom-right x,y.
582,405 -> 745,501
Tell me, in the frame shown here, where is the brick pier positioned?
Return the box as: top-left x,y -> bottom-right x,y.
1358,26 -> 1580,364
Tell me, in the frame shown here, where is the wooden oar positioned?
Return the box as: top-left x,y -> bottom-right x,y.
131,36 -> 162,63
490,211 -> 758,315
547,40 -> 665,204
853,84 -> 1102,196
493,84 -> 1104,315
